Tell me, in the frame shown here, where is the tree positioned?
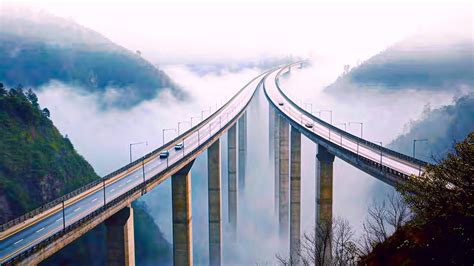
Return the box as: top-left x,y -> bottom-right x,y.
42,108 -> 50,118
26,88 -> 39,109
276,218 -> 359,266
0,83 -> 6,96
359,192 -> 411,256
398,132 -> 474,223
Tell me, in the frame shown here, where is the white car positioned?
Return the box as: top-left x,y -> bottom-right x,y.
174,143 -> 184,150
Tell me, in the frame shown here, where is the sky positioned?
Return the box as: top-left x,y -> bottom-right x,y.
2,0 -> 472,65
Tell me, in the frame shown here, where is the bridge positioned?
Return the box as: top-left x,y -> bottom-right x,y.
0,63 -> 427,265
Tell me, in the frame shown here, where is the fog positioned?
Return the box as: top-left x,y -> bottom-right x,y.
33,60 -> 461,264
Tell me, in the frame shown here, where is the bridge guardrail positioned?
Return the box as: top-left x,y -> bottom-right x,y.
0,67 -> 273,233
3,66 -> 262,265
274,63 -> 429,169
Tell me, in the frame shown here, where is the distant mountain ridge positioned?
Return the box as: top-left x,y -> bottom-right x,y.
327,34 -> 474,92
0,8 -> 185,108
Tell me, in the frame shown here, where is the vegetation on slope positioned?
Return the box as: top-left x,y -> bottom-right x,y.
388,93 -> 474,162
362,132 -> 474,265
0,10 -> 184,108
327,35 -> 473,92
0,83 -> 98,223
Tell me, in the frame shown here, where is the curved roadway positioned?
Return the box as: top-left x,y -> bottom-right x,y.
264,64 -> 425,179
0,68 -> 266,264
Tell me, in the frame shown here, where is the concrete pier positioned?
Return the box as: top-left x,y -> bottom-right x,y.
172,161 -> 194,266
269,106 -> 275,159
274,113 -> 280,214
105,205 -> 135,266
278,115 -> 289,239
228,124 -> 237,238
238,112 -> 247,196
208,140 -> 222,266
316,145 -> 335,225
290,127 -> 301,259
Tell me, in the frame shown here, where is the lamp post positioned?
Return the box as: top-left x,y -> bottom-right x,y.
178,121 -> 191,135
191,116 -> 200,127
373,141 -> 383,169
162,128 -> 176,146
413,139 -> 428,159
129,141 -> 147,163
304,103 -> 313,114
320,110 -> 333,124
335,123 -> 346,145
349,122 -> 363,138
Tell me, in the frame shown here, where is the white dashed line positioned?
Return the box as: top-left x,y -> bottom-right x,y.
110,189 -> 115,193
126,180 -> 131,183
56,218 -> 63,222
119,184 -> 123,188
91,198 -> 98,203
14,239 -> 24,245
73,207 -> 81,212
35,227 -> 45,233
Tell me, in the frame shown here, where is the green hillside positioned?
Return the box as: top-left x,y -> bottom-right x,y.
0,12 -> 184,108
0,83 -> 99,222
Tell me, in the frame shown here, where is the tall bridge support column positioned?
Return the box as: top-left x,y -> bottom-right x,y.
279,115 -> 289,239
316,145 -> 335,264
228,124 -> 237,238
316,145 -> 335,225
208,140 -> 222,266
105,205 -> 135,266
172,161 -> 195,266
290,127 -> 301,260
269,106 -> 275,159
238,111 -> 247,196
274,113 -> 280,214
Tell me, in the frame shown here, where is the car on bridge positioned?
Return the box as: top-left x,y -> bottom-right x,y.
159,151 -> 169,159
305,122 -> 313,129
174,143 -> 183,150
278,102 -> 284,106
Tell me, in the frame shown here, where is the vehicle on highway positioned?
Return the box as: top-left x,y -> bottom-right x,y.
159,151 -> 169,159
174,143 -> 184,150
278,102 -> 284,106
305,122 -> 313,128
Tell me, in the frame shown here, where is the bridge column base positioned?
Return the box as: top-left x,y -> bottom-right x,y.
105,204 -> 135,266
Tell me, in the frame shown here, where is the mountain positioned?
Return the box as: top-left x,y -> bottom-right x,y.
0,84 -> 99,222
0,83 -> 171,264
388,93 -> 474,162
0,8 -> 184,108
327,33 -> 474,92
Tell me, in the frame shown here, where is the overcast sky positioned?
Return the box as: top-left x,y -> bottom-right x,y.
2,0 -> 472,65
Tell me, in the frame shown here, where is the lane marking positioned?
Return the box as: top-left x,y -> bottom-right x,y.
73,207 -> 81,212
110,189 -> 115,193
14,239 -> 23,245
35,227 -> 45,233
56,218 -> 63,222
119,184 -> 123,188
126,179 -> 132,183
91,198 -> 98,203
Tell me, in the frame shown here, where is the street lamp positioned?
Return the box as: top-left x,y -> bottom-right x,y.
162,128 -> 176,146
178,121 -> 191,135
191,116 -> 200,127
320,110 -> 333,124
413,139 -> 428,159
129,141 -> 147,163
373,141 -> 383,168
349,122 -> 364,138
335,123 -> 346,144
